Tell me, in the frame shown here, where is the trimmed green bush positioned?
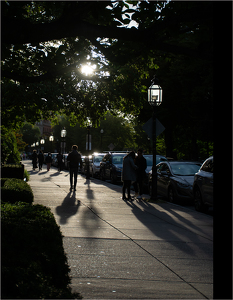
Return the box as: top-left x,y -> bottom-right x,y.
1,178 -> 34,204
1,163 -> 24,179
1,202 -> 81,299
24,169 -> 30,181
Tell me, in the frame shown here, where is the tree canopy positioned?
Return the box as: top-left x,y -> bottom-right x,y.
2,1 -> 214,159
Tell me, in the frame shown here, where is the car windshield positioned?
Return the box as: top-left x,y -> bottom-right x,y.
170,163 -> 201,176
112,155 -> 125,165
144,156 -> 153,166
93,155 -> 104,163
144,155 -> 166,166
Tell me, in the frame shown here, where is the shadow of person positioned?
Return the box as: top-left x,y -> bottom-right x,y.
56,191 -> 80,225
81,179 -> 101,237
38,171 -> 47,175
124,199 -> 196,256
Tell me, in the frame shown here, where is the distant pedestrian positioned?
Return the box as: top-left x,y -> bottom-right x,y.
45,152 -> 52,171
134,149 -> 147,199
57,152 -> 63,172
38,150 -> 44,171
67,145 -> 82,191
32,150 -> 38,170
121,151 -> 138,200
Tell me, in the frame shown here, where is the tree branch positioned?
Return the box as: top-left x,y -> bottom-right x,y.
2,15 -> 201,59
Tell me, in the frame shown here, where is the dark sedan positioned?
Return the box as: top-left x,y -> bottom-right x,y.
149,161 -> 201,202
100,152 -> 126,183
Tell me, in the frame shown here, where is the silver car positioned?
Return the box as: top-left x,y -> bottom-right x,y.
90,153 -> 105,177
149,161 -> 201,202
193,156 -> 213,212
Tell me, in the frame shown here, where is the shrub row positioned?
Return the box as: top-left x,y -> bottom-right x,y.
1,178 -> 34,204
1,163 -> 24,179
1,177 -> 81,299
1,202 -> 81,299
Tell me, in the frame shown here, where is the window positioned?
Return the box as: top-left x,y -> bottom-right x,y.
201,158 -> 213,173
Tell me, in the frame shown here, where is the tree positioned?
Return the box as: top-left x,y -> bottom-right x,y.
1,126 -> 21,164
52,112 -> 137,154
2,1 -> 214,159
2,1 -> 213,125
21,122 -> 41,148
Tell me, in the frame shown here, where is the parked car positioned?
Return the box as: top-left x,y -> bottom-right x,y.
100,152 -> 127,183
144,154 -> 168,175
149,161 -> 201,202
193,156 -> 213,212
63,154 -> 69,170
89,153 -> 105,177
143,155 -> 168,190
81,155 -> 92,175
51,153 -> 58,167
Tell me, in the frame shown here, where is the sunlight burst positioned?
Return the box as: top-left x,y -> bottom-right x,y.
81,65 -> 95,76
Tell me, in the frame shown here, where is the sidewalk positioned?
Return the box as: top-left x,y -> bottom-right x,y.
25,160 -> 213,299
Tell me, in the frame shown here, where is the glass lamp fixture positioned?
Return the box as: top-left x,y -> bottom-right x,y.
148,84 -> 163,106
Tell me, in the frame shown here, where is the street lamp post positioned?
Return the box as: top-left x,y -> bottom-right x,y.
49,134 -> 54,152
40,137 -> 45,151
148,77 -> 163,201
86,125 -> 91,179
100,129 -> 104,152
61,128 -> 67,154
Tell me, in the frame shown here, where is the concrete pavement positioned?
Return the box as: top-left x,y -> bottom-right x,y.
25,160 -> 213,299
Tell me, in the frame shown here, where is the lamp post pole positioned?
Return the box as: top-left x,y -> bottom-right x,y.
61,128 -> 67,154
100,129 -> 104,152
49,134 -> 54,152
148,77 -> 163,201
86,125 -> 90,179
152,106 -> 157,201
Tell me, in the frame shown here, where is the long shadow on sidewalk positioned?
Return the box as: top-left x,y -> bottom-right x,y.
124,199 -> 212,257
56,191 -> 80,225
80,179 -> 102,237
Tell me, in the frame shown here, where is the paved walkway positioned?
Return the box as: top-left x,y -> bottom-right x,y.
25,160 -> 213,299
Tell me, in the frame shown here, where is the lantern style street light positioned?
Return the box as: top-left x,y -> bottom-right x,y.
61,128 -> 67,154
49,135 -> 54,142
49,134 -> 54,152
148,77 -> 163,201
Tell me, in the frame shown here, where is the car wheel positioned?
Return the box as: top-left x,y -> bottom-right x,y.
168,186 -> 175,203
194,187 -> 208,213
100,170 -> 105,181
110,172 -> 116,184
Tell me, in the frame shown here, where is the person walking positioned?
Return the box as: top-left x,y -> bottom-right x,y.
38,150 -> 44,171
32,150 -> 38,170
57,152 -> 63,172
45,152 -> 52,171
134,149 -> 147,199
121,151 -> 138,200
67,145 -> 82,191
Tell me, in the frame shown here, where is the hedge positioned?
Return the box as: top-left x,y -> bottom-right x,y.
1,202 -> 82,299
1,163 -> 24,179
1,178 -> 34,204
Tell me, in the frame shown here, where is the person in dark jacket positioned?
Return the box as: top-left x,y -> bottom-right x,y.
45,152 -> 52,171
134,149 -> 147,199
32,150 -> 38,170
121,151 -> 138,200
38,150 -> 44,171
67,145 -> 82,191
